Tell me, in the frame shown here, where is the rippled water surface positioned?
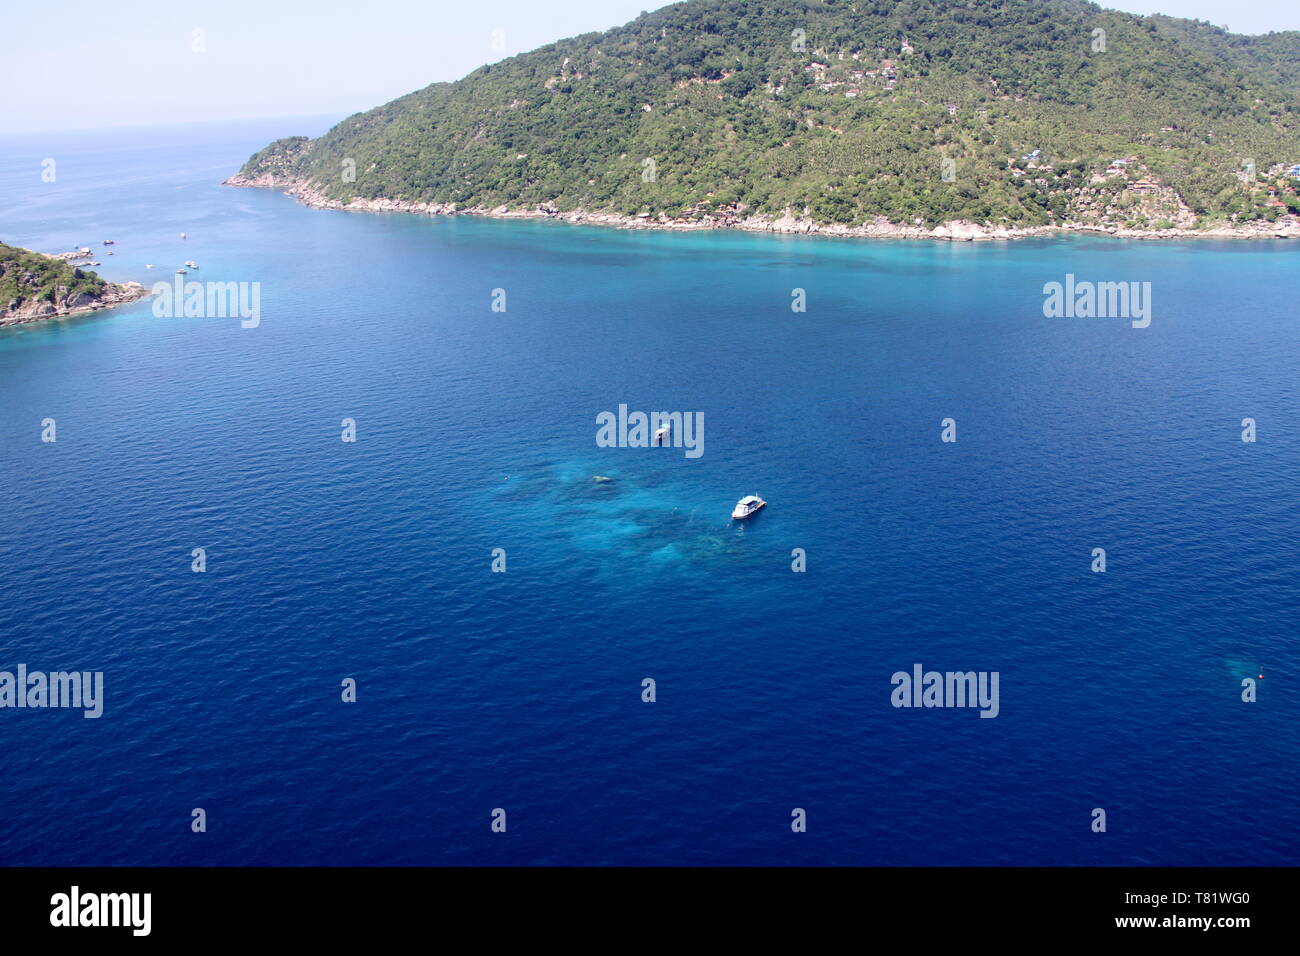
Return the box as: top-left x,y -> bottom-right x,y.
1,120 -> 1297,865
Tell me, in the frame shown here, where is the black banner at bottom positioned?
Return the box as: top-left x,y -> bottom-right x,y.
0,866 -> 1282,941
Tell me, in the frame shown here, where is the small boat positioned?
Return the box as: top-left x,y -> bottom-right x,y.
653,423 -> 670,445
180,232 -> 187,239
146,264 -> 154,269
184,260 -> 198,268
105,250 -> 113,255
731,495 -> 767,520
175,268 -> 187,274
102,239 -> 115,245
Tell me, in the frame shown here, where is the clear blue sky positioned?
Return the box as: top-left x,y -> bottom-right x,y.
4,0 -> 1299,133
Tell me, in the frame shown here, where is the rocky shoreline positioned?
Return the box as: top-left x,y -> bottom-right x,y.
1,261 -> 149,329
224,172 -> 1300,242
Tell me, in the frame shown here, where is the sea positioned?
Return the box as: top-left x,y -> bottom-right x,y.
1,118 -> 1297,865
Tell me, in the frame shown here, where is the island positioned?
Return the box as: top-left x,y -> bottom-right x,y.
227,0 -> 1300,240
1,241 -> 148,327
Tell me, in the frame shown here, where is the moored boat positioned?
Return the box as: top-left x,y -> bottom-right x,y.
731,495 -> 766,520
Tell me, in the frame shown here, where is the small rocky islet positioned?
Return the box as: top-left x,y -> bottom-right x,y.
0,240 -> 147,327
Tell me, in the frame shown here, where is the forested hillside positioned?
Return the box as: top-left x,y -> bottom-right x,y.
1,242 -> 107,315
235,0 -> 1300,230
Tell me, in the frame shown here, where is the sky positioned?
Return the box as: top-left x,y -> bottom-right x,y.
3,0 -> 1300,134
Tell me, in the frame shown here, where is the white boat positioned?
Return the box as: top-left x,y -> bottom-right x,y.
731,495 -> 767,520
180,232 -> 187,239
185,260 -> 198,268
146,264 -> 154,269
653,423 -> 670,445
175,268 -> 187,274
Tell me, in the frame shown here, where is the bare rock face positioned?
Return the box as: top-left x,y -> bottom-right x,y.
225,171 -> 295,189
105,281 -> 147,302
946,221 -> 985,241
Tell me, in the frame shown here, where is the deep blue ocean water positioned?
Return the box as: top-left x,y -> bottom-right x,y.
1,119 -> 1297,866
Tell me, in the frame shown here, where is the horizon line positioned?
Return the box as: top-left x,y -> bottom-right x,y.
0,111 -> 357,139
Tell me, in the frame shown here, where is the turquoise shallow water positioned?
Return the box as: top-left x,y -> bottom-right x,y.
0,119 -> 1298,865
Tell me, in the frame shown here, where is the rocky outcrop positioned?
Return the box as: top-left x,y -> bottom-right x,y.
0,243 -> 149,328
1,281 -> 148,327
